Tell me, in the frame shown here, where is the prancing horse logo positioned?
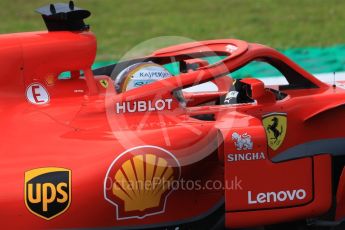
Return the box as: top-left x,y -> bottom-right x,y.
262,113 -> 287,151
267,117 -> 283,143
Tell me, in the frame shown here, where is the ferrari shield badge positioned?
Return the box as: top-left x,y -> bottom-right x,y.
99,79 -> 109,88
262,113 -> 287,151
24,167 -> 71,220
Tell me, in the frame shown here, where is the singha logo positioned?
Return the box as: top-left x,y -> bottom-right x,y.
232,132 -> 253,150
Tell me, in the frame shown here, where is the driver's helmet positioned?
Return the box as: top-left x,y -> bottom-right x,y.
114,62 -> 172,93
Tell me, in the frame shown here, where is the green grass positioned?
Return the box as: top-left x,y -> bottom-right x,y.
1,0 -> 345,60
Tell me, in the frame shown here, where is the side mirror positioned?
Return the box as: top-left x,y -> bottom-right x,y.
240,78 -> 276,104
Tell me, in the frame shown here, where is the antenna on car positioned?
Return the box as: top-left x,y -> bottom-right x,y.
50,4 -> 56,14
333,72 -> 336,88
69,1 -> 74,10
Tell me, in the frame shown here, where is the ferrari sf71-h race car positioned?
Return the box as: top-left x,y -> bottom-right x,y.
1,2 -> 345,230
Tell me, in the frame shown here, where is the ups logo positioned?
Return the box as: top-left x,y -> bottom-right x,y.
24,167 -> 71,220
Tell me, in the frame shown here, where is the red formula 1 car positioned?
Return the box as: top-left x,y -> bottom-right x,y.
1,2 -> 345,230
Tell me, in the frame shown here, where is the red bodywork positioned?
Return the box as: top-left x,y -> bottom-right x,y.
1,8 -> 345,230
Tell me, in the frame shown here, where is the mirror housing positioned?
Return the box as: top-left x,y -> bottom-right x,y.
240,78 -> 276,104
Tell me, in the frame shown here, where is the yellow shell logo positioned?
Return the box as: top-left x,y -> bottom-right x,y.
104,146 -> 181,220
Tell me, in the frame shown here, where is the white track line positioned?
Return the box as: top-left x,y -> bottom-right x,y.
183,72 -> 345,92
